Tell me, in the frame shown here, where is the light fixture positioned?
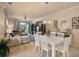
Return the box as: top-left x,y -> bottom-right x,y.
45,2 -> 48,4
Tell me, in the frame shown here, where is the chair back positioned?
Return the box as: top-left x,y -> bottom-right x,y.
40,35 -> 49,50
50,32 -> 56,37
57,32 -> 64,38
34,34 -> 40,46
64,37 -> 71,51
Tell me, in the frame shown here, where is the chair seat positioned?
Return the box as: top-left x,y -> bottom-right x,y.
41,47 -> 49,51
55,45 -> 64,52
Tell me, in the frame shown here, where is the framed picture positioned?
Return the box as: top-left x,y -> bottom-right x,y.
54,20 -> 58,29
72,17 -> 79,29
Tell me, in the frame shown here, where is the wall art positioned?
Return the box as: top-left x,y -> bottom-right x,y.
72,17 -> 79,29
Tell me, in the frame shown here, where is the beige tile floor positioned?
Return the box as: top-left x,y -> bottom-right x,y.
8,42 -> 79,57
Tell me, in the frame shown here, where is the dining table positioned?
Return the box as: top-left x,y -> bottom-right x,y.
40,35 -> 64,57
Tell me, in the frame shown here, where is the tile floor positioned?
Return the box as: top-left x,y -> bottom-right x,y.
8,42 -> 79,57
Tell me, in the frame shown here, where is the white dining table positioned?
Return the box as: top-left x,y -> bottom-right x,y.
41,35 -> 64,57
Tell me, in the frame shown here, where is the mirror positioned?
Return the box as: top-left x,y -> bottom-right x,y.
61,20 -> 69,29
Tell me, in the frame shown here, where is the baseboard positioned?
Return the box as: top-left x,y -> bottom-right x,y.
72,44 -> 79,48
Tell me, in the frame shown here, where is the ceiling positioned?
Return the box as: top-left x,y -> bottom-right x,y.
1,2 -> 79,19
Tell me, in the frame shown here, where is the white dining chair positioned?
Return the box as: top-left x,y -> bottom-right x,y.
55,37 -> 70,57
40,35 -> 50,57
34,33 -> 41,55
50,32 -> 56,37
69,35 -> 72,46
57,32 -> 64,38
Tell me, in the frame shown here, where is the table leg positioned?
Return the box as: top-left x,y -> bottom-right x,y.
52,45 -> 55,57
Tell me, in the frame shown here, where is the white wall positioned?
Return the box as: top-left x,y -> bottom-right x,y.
36,5 -> 79,47
0,7 -> 5,40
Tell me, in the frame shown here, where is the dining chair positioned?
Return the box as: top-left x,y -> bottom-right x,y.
34,33 -> 41,55
69,35 -> 72,46
40,35 -> 50,57
57,32 -> 64,38
50,32 -> 56,37
55,37 -> 71,57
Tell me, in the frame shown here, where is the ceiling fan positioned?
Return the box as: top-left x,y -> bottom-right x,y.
8,2 -> 13,5
45,2 -> 48,4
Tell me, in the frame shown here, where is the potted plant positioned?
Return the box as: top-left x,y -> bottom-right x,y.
0,39 -> 9,57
